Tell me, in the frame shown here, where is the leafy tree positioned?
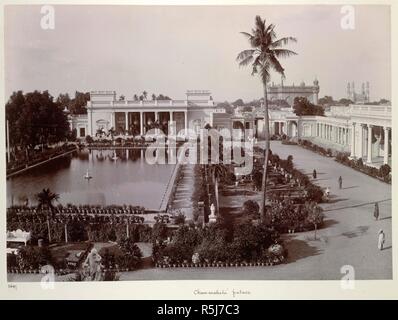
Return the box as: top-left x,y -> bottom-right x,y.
305,201 -> 324,239
67,91 -> 90,114
232,98 -> 244,106
293,97 -> 324,116
6,90 -> 70,150
56,93 -> 72,106
338,98 -> 353,106
151,94 -> 156,100
237,15 -> 297,220
318,96 -> 335,106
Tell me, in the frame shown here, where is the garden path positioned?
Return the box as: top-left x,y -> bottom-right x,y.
9,142 -> 392,281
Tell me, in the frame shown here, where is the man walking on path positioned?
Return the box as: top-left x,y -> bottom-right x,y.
378,229 -> 385,250
338,176 -> 343,189
313,169 -> 317,179
374,202 -> 380,220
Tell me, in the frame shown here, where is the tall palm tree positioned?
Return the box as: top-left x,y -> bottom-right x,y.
237,15 -> 297,221
37,188 -> 59,211
36,188 -> 59,243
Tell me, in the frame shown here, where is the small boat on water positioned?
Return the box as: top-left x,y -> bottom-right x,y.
84,170 -> 92,180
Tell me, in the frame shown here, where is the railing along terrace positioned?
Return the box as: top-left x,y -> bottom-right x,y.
349,104 -> 391,116
90,99 -> 214,108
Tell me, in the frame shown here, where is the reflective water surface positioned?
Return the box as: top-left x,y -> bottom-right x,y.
6,149 -> 175,210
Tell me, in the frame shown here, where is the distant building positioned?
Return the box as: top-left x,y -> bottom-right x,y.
69,89 -> 391,167
267,79 -> 320,106
347,81 -> 370,103
69,90 -> 222,138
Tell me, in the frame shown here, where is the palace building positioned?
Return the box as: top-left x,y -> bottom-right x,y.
267,79 -> 320,106
69,89 -> 391,167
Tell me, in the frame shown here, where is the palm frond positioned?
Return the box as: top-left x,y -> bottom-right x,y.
255,15 -> 265,34
238,55 -> 255,67
269,54 -> 285,77
236,49 -> 255,62
272,49 -> 297,59
270,37 -> 298,48
240,32 -> 254,40
250,56 -> 263,75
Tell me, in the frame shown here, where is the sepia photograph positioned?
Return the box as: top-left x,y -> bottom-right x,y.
2,3 -> 392,286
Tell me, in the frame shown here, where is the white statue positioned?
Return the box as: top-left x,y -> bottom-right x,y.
209,203 -> 217,223
192,252 -> 200,264
83,248 -> 102,281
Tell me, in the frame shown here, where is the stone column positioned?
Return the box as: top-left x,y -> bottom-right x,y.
154,112 -> 159,135
169,111 -> 174,135
384,126 -> 390,164
367,124 -> 373,164
358,124 -> 364,159
339,128 -> 342,144
140,112 -> 144,135
184,111 -> 188,135
88,109 -> 92,136
350,123 -> 355,157
125,112 -> 129,133
110,112 -> 115,130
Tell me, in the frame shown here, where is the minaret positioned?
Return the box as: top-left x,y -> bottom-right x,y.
366,82 -> 370,102
313,78 -> 319,104
351,82 -> 355,102
347,82 -> 351,99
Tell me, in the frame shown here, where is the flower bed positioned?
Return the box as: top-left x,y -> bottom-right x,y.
297,139 -> 333,157
153,222 -> 286,267
7,212 -> 152,244
297,139 -> 391,184
335,152 -> 391,184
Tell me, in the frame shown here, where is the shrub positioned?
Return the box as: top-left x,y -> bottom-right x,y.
173,212 -> 186,225
306,184 -> 324,203
152,223 -> 168,243
356,158 -> 364,169
116,237 -> 142,269
17,246 -> 53,270
242,200 -> 260,216
85,135 -> 93,144
379,164 -> 391,178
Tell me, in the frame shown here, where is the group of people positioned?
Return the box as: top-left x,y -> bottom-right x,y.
312,169 -> 386,251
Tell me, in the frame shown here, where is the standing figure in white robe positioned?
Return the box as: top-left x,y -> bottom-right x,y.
378,229 -> 385,250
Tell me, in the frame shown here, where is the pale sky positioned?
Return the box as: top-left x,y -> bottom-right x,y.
4,5 -> 391,102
